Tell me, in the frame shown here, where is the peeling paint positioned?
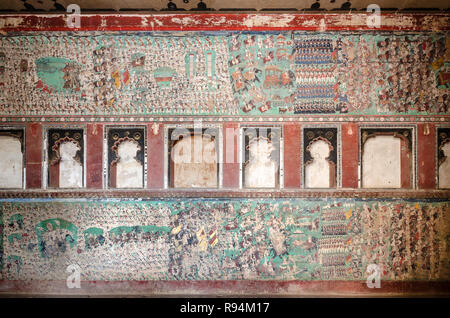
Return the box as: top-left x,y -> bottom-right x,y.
171,17 -> 199,26
242,14 -> 296,28
0,17 -> 24,29
0,13 -> 448,32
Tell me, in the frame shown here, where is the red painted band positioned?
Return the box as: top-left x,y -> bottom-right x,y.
0,13 -> 448,32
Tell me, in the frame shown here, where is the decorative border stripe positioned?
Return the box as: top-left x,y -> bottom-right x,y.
1,115 -> 449,123
0,189 -> 449,199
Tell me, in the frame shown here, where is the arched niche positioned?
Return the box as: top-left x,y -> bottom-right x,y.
303,127 -> 337,189
48,130 -> 84,188
108,128 -> 145,189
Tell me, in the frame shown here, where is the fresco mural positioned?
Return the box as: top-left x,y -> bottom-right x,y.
1,199 -> 448,281
228,33 -> 296,115
0,34 -> 235,116
0,16 -> 448,295
294,35 -> 343,114
0,32 -> 448,116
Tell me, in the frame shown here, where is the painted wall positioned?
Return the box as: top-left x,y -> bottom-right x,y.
0,13 -> 449,296
0,32 -> 448,116
1,199 -> 449,282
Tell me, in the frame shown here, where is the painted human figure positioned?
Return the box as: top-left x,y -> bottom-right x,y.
116,140 -> 143,188
305,139 -> 335,188
0,135 -> 23,188
439,140 -> 450,189
244,138 -> 277,188
59,141 -> 83,188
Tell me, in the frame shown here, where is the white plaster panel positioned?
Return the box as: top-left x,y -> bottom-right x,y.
116,140 -> 143,188
172,135 -> 217,188
439,141 -> 450,189
305,139 -> 331,188
0,135 -> 23,188
59,141 -> 83,188
244,138 -> 277,188
362,135 -> 401,188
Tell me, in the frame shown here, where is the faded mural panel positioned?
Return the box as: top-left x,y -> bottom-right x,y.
438,128 -> 450,189
439,141 -> 450,189
169,128 -> 219,188
0,199 -> 448,281
303,127 -> 337,188
243,127 -> 281,188
362,135 -> 401,188
108,127 -> 145,189
361,128 -> 413,189
305,140 -> 333,188
0,130 -> 23,189
48,129 -> 84,188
